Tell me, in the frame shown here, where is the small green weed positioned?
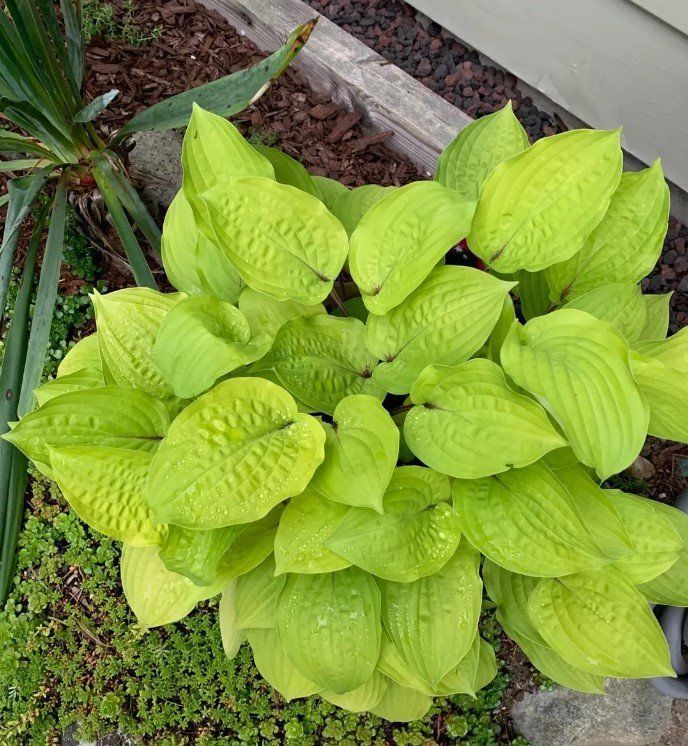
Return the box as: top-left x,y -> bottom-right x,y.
82,0 -> 161,46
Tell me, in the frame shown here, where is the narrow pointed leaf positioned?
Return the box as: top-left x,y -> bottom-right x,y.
73,89 -> 118,123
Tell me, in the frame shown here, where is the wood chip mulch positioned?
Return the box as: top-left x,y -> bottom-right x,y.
83,0 -> 422,188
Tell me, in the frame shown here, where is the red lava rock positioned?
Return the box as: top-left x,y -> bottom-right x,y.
417,58 -> 432,76
429,37 -> 442,52
444,73 -> 459,87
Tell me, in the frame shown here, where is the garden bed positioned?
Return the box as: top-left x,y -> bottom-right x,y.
1,0 -> 687,743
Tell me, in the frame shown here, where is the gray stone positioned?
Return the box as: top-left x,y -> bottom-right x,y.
127,130 -> 183,219
511,679 -> 673,746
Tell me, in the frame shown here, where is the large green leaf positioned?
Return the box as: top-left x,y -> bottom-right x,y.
605,489 -> 682,584
331,184 -> 394,236
380,539 -> 482,687
501,309 -> 648,479
248,627 -> 321,701
4,386 -> 169,477
219,505 -> 282,581
528,567 -> 674,678
405,360 -> 565,478
546,160 -> 669,302
452,461 -> 606,576
218,580 -> 245,659
630,351 -> 688,442
238,286 -> 325,341
49,446 -> 163,546
159,525 -> 242,587
364,266 -> 515,393
370,677 -> 432,723
482,560 -> 607,693
349,181 -> 474,314
276,567 -> 381,694
564,283 -> 646,342
636,293 -> 671,342
161,189 -> 244,303
486,296 -> 516,362
435,102 -> 529,201
234,555 -> 285,628
637,500 -> 688,606
273,486 -> 350,575
121,545 -> 224,629
550,462 -> 633,560
92,288 -> 182,400
250,315 -> 383,415
148,378 -> 324,528
201,177 -> 348,304
517,269 -> 551,321
468,129 -> 622,272
310,394 -> 398,512
153,295 -> 270,398
325,466 -> 461,581
312,175 -> 349,212
116,22 -> 315,137
321,671 -> 387,712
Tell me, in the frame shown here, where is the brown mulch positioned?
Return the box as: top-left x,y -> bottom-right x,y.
83,0 -> 421,188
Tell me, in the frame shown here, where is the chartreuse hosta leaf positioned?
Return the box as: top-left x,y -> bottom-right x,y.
636,499 -> 688,606
379,539 -> 482,688
238,286 -> 325,341
4,386 -> 169,477
517,270 -> 551,321
153,295 -> 271,398
162,190 -> 244,303
637,293 -> 672,342
604,490 -> 682,584
201,177 -> 348,304
487,296 -> 516,362
252,143 -> 322,198
276,567 -> 381,694
250,315 -> 384,415
528,567 -> 674,678
331,184 -> 395,236
452,460 -> 606,576
147,378 -> 325,529
546,160 -> 669,303
248,628 -> 320,701
219,580 -> 245,659
325,466 -> 461,582
549,462 -> 633,560
404,360 -> 565,479
635,326 -> 688,370
274,487 -> 351,574
34,368 -> 104,406
322,671 -> 387,712
370,677 -> 432,722
234,555 -> 285,628
483,561 -> 605,693
181,104 -> 274,230
159,524 -> 242,586
349,181 -> 474,314
364,266 -> 515,393
468,129 -> 622,272
121,545 -> 226,629
310,394 -> 399,512
92,288 -> 182,399
628,351 -> 688,443
312,176 -> 349,212
49,446 -> 163,547
501,309 -> 648,479
57,333 -> 102,377
565,283 -> 646,342
435,101 -> 529,201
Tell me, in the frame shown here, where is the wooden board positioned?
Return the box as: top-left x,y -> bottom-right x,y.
198,0 -> 472,175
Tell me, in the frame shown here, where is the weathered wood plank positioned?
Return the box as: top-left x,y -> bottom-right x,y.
198,0 -> 472,175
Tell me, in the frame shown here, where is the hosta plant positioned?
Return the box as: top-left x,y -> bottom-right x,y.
0,0 -> 313,601
7,102 -> 688,721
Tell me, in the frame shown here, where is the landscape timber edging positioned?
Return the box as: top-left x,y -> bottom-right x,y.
197,0 -> 473,176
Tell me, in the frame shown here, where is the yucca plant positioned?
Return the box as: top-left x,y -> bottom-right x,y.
0,0 -> 315,602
